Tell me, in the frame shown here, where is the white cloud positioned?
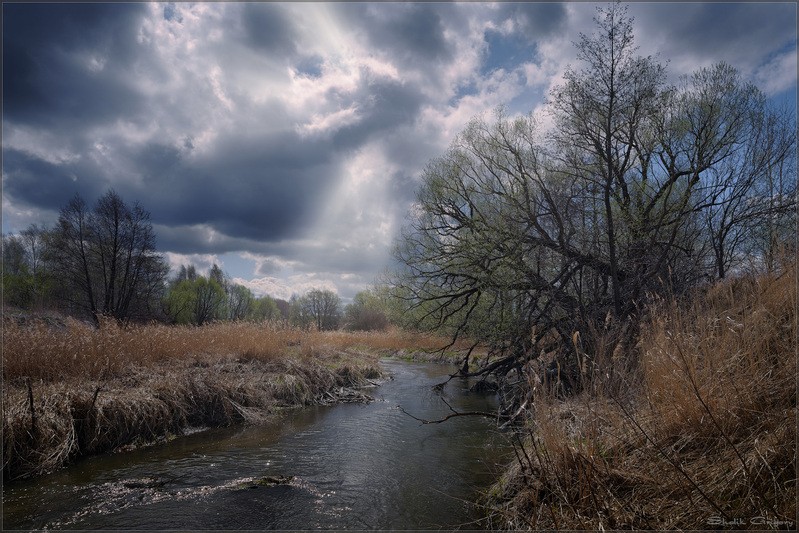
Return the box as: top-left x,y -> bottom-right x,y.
3,125 -> 82,166
234,274 -> 341,301
164,252 -> 223,276
240,252 -> 299,276
754,50 -> 798,96
299,105 -> 362,137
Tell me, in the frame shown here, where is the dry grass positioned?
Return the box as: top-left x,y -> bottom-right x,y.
2,319 -> 455,384
488,265 -> 797,530
2,320 -> 458,481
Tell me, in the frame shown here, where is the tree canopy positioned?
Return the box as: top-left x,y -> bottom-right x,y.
391,3 -> 796,386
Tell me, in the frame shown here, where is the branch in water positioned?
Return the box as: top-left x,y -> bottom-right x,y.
396,405 -> 500,425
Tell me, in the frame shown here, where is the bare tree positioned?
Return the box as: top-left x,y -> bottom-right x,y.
291,289 -> 341,331
703,102 -> 796,278
50,190 -> 168,324
307,289 -> 342,331
549,2 -> 666,316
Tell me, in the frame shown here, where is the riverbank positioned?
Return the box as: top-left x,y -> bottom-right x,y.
485,265 -> 796,529
4,359 -> 510,530
2,320 -> 458,482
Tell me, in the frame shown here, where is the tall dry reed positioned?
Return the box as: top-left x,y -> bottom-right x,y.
2,319 -> 454,384
489,265 -> 796,530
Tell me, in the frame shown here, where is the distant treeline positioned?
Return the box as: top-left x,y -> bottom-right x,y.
2,190 -> 393,332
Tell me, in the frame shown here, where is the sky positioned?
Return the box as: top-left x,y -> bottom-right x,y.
3,2 -> 797,302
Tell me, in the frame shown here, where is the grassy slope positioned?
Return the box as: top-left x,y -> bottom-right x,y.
487,265 -> 796,530
1,321 -> 453,481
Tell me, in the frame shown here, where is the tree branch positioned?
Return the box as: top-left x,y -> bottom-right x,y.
396,405 -> 500,425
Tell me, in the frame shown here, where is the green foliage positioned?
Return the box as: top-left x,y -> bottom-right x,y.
251,295 -> 282,322
2,269 -> 35,308
226,283 -> 254,321
344,288 -> 390,331
165,262 -> 288,325
2,234 -> 28,276
193,277 -> 226,326
164,279 -> 197,325
2,228 -> 58,310
164,276 -> 225,325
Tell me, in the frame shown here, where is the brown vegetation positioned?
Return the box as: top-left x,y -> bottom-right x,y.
487,264 -> 796,530
1,320 -> 456,481
2,318 -> 454,383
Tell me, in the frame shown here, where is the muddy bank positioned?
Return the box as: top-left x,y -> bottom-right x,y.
3,352 -> 383,482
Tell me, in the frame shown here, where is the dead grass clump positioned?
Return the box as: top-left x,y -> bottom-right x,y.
3,351 -> 385,481
2,384 -> 78,480
488,264 -> 796,530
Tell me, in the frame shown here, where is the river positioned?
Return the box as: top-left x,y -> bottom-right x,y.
2,360 -> 513,530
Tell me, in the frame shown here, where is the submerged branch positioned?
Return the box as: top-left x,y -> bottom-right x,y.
396,405 -> 500,425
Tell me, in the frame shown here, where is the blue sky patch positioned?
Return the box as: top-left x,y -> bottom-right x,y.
449,80 -> 479,107
163,3 -> 180,23
481,29 -> 537,77
295,55 -> 324,79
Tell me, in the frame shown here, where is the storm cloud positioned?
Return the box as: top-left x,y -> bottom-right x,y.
3,2 -> 796,301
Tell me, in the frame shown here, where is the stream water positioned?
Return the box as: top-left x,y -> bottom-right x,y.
2,360 -> 513,530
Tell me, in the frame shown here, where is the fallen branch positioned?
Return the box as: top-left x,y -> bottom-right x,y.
26,378 -> 36,435
396,405 -> 499,425
314,387 -> 374,406
499,399 -> 529,430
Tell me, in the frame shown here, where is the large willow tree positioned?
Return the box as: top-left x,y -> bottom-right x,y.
391,4 -> 795,387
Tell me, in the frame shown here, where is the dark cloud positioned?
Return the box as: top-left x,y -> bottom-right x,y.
504,3 -> 568,40
136,143 -> 184,175
331,78 -> 426,150
2,3 -> 147,128
372,4 -> 452,63
644,3 -> 794,52
241,3 -> 299,57
132,132 -> 341,242
337,3 -> 453,67
2,2 -> 145,53
2,149 -> 106,213
630,3 -> 797,72
154,224 -> 261,256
